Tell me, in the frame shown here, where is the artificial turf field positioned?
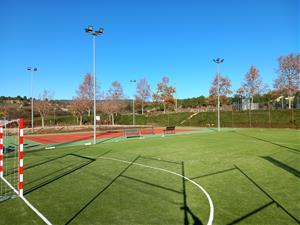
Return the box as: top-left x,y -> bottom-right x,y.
0,128 -> 299,225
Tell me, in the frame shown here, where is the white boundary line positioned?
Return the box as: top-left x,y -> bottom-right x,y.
1,176 -> 52,225
98,156 -> 214,225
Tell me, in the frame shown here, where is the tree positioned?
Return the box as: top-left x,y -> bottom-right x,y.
241,65 -> 263,109
274,53 -> 300,109
0,107 -> 8,118
177,96 -> 207,108
69,97 -> 89,125
35,90 -> 53,128
152,76 -> 176,113
209,75 -> 232,105
77,73 -> 95,116
101,81 -> 127,125
135,78 -> 151,115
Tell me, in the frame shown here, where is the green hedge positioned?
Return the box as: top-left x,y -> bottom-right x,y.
28,110 -> 300,128
117,110 -> 300,128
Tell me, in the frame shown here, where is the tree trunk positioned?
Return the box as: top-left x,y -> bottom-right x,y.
288,97 -> 292,109
142,101 -> 144,115
163,102 -> 166,114
41,115 -> 45,128
79,115 -> 83,126
111,114 -> 115,125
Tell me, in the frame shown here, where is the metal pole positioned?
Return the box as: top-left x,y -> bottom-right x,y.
133,98 -> 135,125
217,64 -> 220,132
31,71 -> 34,133
93,35 -> 96,144
175,83 -> 177,112
130,80 -> 136,125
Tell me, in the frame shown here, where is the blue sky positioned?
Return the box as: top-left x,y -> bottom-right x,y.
0,0 -> 299,99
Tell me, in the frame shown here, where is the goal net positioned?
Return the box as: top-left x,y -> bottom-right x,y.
0,118 -> 24,201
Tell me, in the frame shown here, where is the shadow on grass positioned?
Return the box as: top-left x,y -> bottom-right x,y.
261,156 -> 300,178
65,155 -> 141,225
181,161 -> 203,225
234,165 -> 300,224
121,175 -> 182,194
23,145 -> 110,173
227,201 -> 274,225
24,154 -> 95,195
233,131 -> 300,154
190,168 -> 236,180
1,150 -> 112,197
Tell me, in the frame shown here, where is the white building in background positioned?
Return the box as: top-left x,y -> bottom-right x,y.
242,98 -> 259,110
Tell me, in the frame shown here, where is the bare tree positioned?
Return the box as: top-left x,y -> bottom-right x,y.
100,81 -> 127,125
242,65 -> 262,109
35,90 -> 53,128
69,97 -> 89,125
135,78 -> 151,115
77,73 -> 95,116
152,76 -> 176,113
274,53 -> 300,109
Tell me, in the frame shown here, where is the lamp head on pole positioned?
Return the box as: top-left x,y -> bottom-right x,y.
85,26 -> 104,36
213,58 -> 224,64
85,25 -> 93,33
94,28 -> 104,36
27,67 -> 37,72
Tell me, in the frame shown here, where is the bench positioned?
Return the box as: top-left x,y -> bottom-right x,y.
163,126 -> 176,134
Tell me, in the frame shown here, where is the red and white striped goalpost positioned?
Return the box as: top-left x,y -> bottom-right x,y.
0,118 -> 24,197
18,117 -> 24,197
0,125 -> 3,178
0,118 -> 52,224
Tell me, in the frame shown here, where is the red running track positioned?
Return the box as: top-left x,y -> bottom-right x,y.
25,128 -> 192,144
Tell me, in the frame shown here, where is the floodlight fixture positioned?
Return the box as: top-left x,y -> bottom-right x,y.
95,28 -> 104,36
85,25 -> 93,33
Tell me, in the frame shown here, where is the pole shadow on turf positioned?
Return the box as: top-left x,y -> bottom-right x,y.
65,155 -> 141,225
181,161 -> 203,225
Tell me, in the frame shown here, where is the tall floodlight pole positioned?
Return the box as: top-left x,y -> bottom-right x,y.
130,80 -> 136,125
174,82 -> 178,112
85,25 -> 104,144
27,67 -> 37,133
213,58 -> 224,132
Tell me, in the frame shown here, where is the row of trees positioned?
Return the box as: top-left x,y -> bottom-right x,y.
208,53 -> 299,109
61,53 -> 300,126
5,53 -> 296,127
69,74 -> 177,125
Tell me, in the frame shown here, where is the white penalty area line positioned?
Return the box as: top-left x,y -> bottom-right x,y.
0,176 -> 52,225
98,156 -> 214,225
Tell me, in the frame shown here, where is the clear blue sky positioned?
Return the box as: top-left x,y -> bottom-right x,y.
0,0 -> 299,99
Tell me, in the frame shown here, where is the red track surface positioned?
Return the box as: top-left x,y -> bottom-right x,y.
25,128 -> 191,144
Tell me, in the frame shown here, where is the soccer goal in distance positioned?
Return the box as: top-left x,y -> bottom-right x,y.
0,117 -> 24,201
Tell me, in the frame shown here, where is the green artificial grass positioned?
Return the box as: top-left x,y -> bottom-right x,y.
0,128 -> 299,225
